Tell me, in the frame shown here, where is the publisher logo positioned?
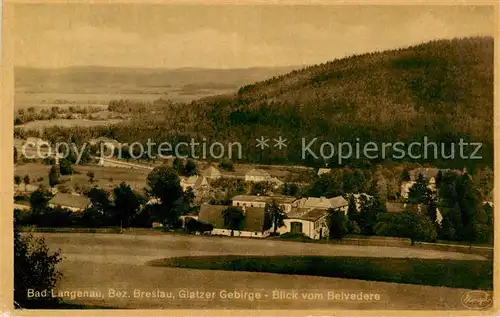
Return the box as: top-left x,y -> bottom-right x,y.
461,291 -> 492,310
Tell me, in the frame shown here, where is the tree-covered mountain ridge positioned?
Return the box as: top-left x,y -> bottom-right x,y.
26,37 -> 494,169
182,37 -> 492,166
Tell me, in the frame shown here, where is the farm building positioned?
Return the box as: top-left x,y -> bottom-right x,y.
279,208 -> 329,240
231,195 -> 296,213
198,204 -> 270,238
180,176 -> 209,191
48,193 -> 92,212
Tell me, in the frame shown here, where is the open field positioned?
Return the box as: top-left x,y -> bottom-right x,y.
14,163 -> 149,192
149,255 -> 492,290
16,118 -> 124,131
31,232 -> 490,309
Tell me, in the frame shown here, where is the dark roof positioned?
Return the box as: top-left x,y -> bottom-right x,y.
241,207 -> 266,232
198,204 -> 266,232
49,193 -> 91,209
198,205 -> 226,228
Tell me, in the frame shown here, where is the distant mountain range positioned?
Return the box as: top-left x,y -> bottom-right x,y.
115,37 -> 493,168
19,37 -> 494,169
15,65 -> 302,94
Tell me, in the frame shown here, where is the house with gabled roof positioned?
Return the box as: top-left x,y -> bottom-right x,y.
201,166 -> 222,180
317,168 -> 331,176
231,195 -> 296,213
48,193 -> 92,212
180,175 -> 209,191
198,204 -> 270,238
279,207 -> 329,240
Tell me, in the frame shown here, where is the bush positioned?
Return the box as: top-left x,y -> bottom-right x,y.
185,218 -> 214,234
218,160 -> 234,171
14,213 -> 62,308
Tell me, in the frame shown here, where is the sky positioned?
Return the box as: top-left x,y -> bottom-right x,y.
13,4 -> 494,69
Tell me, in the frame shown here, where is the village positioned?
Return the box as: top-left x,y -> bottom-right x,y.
13,136 -> 494,243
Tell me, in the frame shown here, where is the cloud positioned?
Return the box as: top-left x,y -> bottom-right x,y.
14,7 -> 493,68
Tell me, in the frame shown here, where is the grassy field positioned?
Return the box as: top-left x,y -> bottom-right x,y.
14,162 -> 149,192
16,118 -> 124,131
148,255 -> 493,290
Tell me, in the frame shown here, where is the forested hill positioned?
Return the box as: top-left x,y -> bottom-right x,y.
182,36 -> 493,168
39,37 -> 494,169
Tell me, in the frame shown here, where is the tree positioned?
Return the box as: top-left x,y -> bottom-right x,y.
86,187 -> 112,216
343,169 -> 365,193
399,209 -> 437,244
49,165 -> 60,188
23,174 -> 31,191
185,159 -> 197,176
282,182 -> 299,196
346,195 -> 357,221
14,146 -> 18,163
219,160 -> 234,171
438,214 -> 456,241
436,170 -> 443,187
326,208 -> 348,239
251,181 -> 273,195
347,220 -> 361,234
147,166 -> 184,226
407,174 -> 428,204
14,175 -> 21,187
450,202 -> 465,241
308,170 -> 343,197
222,206 -> 245,236
357,192 -> 386,236
14,211 -> 62,308
59,158 -> 73,175
264,200 -> 286,234
172,157 -> 184,174
438,171 -> 460,207
183,187 -> 195,206
113,182 -> 144,228
30,187 -> 52,214
87,171 -> 95,183
455,173 -> 480,241
401,169 -> 411,182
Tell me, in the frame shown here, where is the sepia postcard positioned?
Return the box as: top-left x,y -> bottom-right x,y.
1,1 -> 498,316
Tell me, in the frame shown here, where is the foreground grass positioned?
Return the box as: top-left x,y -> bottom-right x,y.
148,255 -> 492,290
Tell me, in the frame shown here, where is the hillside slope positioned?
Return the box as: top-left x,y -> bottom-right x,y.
36,37 -> 494,169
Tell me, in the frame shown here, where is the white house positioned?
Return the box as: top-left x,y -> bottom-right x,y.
201,166 -> 222,180
317,168 -> 331,176
180,176 -> 209,191
244,169 -> 271,182
231,195 -> 296,213
400,167 -> 462,199
279,208 -> 329,240
48,193 -> 92,212
197,204 -> 270,238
